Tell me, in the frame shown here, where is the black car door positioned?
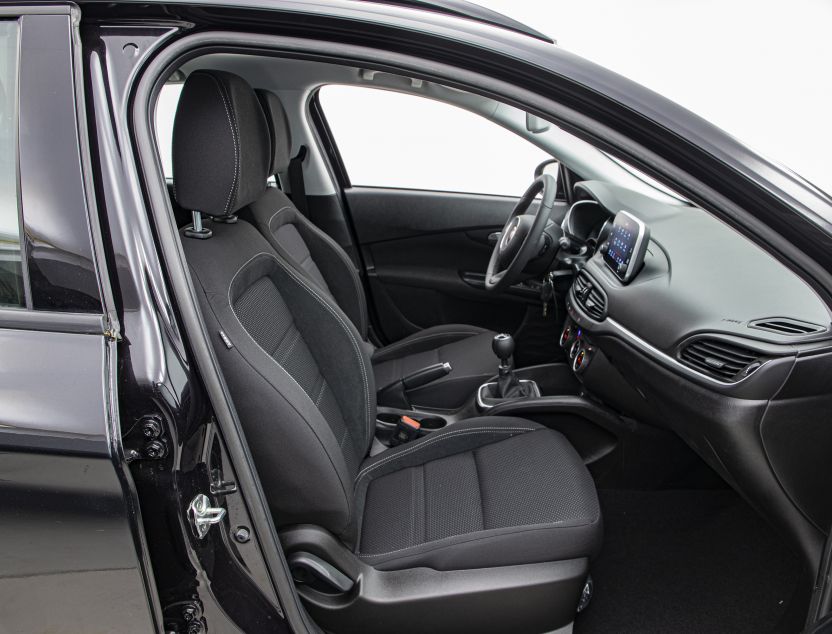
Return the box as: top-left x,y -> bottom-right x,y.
314,84 -> 570,365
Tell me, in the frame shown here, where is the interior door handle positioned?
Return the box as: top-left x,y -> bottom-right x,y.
488,231 -> 501,244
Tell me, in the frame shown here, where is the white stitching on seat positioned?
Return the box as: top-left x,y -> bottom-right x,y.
374,330 -> 485,358
228,251 -> 373,447
266,204 -> 368,335
227,253 -> 317,405
266,206 -> 294,233
354,426 -> 535,484
205,74 -> 239,216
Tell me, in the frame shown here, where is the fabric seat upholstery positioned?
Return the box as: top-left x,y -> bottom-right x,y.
172,70 -> 601,580
355,417 -> 601,571
248,89 -> 499,410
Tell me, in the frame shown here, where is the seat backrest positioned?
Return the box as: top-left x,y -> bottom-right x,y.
173,70 -> 375,543
248,89 -> 369,341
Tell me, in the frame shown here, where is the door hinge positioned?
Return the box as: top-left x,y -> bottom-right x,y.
187,494 -> 226,539
124,414 -> 169,463
163,599 -> 205,634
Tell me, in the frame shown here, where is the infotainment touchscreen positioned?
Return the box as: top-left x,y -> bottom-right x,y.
602,211 -> 649,283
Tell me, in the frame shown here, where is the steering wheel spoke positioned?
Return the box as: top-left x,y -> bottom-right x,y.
484,174 -> 558,292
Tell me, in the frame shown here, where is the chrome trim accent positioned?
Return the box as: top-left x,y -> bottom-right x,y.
572,346 -> 588,373
188,494 -> 227,539
606,318 -> 765,386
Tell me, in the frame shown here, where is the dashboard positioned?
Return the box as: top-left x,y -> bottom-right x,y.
556,180 -> 832,568
559,180 -> 831,387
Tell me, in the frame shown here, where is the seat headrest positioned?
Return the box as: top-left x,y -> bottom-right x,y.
255,89 -> 292,175
172,70 -> 270,217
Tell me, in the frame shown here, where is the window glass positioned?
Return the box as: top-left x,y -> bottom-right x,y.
0,21 -> 24,307
156,81 -> 183,178
319,85 -> 551,196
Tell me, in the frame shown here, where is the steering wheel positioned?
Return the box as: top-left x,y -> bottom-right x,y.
485,174 -> 557,292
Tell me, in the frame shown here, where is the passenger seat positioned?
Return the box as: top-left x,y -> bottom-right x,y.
172,69 -> 601,634
246,89 -> 497,411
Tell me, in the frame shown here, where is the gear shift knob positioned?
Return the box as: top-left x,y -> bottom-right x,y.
492,333 -> 515,365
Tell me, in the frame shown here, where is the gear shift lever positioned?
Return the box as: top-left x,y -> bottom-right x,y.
492,334 -> 525,399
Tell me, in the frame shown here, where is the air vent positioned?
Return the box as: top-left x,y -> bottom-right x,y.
749,317 -> 825,336
573,273 -> 607,321
679,338 -> 762,382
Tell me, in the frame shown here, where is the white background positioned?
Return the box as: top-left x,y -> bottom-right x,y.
157,1 -> 832,197
474,0 -> 832,196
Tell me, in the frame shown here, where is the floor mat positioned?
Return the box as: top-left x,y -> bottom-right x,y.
575,489 -> 802,633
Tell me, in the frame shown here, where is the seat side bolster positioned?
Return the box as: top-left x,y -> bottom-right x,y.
186,258 -> 356,537
247,189 -> 369,339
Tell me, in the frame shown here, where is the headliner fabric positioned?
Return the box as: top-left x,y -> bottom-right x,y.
173,70 -> 270,217
355,417 -> 602,571
255,89 -> 292,175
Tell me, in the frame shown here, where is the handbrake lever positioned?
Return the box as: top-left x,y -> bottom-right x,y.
377,362 -> 452,409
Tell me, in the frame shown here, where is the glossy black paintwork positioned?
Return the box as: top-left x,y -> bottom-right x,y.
0,327 -> 157,633
17,12 -> 102,312
82,19 -> 287,633
0,7 -> 157,633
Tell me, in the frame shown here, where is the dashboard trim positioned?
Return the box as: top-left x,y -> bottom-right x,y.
606,317 -> 769,387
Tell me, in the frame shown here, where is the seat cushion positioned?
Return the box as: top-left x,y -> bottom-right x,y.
372,326 -> 497,410
354,417 -> 602,571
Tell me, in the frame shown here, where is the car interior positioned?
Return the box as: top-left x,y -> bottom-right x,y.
149,51 -> 832,633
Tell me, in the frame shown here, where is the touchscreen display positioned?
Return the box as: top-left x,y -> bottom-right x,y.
603,213 -> 640,274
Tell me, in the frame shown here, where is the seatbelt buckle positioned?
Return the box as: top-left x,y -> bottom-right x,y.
392,415 -> 421,446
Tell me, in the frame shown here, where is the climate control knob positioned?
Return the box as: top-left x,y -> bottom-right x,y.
569,340 -> 582,361
560,324 -> 573,348
572,346 -> 591,373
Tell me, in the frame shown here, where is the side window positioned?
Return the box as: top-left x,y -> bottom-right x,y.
0,21 -> 23,308
318,85 -> 551,197
156,81 -> 183,178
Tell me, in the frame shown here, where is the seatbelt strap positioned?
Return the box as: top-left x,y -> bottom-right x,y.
288,145 -> 309,216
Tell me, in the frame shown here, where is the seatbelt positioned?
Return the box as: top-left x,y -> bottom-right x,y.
288,145 -> 309,216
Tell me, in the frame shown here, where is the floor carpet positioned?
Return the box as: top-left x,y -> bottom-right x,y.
575,489 -> 802,633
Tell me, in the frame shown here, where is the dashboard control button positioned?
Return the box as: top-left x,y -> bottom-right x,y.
573,347 -> 590,373
560,325 -> 573,348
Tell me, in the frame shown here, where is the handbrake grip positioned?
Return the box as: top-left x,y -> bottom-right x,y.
377,362 -> 452,409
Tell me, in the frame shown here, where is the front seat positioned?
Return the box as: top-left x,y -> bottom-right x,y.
173,70 -> 601,634
245,88 -> 497,411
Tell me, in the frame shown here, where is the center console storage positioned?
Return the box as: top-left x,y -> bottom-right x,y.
375,408 -> 448,447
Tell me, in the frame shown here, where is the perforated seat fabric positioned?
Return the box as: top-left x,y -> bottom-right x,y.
354,417 -> 601,571
248,89 -> 498,410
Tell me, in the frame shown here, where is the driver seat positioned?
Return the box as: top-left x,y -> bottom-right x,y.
246,89 -> 497,410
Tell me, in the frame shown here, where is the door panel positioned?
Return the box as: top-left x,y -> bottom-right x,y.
345,186 -> 569,365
